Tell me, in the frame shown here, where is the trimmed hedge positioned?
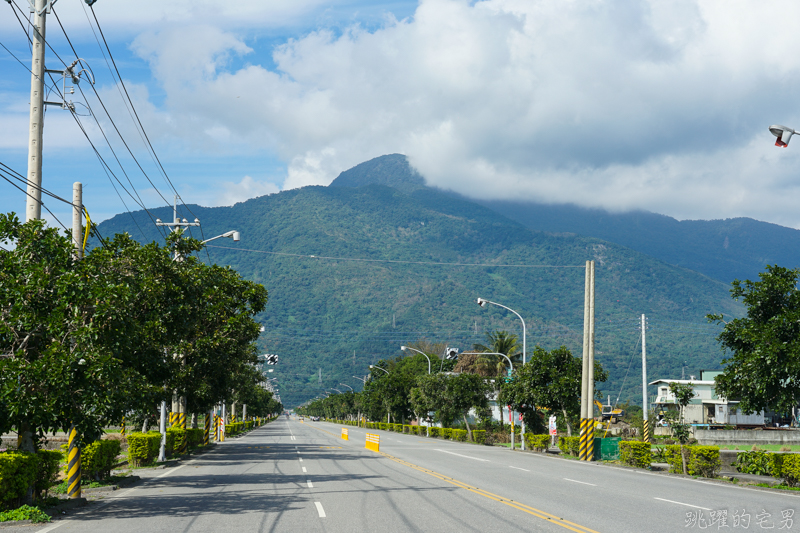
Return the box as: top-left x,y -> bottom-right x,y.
442,428 -> 453,440
665,445 -> 720,477
82,440 -> 121,480
619,441 -> 652,469
35,450 -> 63,498
472,430 -> 487,445
559,436 -> 580,457
780,455 -> 800,487
411,425 -> 422,435
186,428 -> 204,447
0,452 -> 37,510
127,432 -> 162,467
429,427 -> 442,438
524,434 -> 551,452
452,429 -> 468,442
402,425 -> 412,434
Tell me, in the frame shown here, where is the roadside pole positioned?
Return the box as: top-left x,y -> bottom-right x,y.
67,183 -> 83,498
579,261 -> 590,461
586,261 -> 596,461
642,314 -> 650,443
158,400 -> 167,462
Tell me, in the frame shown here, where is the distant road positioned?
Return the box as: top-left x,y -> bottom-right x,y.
36,419 -> 800,532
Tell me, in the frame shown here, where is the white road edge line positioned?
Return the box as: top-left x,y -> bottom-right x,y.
509,466 -> 530,472
434,449 -> 490,462
307,480 -> 314,488
156,464 -> 187,479
654,497 -> 712,511
315,501 -> 326,518
299,457 -> 303,462
35,521 -> 65,533
563,478 -> 596,486
302,467 -> 307,473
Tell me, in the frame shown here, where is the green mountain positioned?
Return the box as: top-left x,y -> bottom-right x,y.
475,199 -> 800,286
98,155 -> 743,408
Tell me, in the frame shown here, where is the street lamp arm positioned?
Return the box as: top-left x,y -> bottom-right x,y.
201,230 -> 240,245
461,352 -> 513,374
369,365 -> 390,375
400,345 -> 432,374
353,375 -> 368,383
339,383 -> 353,391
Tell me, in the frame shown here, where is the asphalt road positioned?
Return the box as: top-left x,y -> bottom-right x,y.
29,418 -> 800,532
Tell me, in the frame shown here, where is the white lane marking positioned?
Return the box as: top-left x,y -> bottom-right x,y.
434,449 -> 489,462
299,457 -> 303,462
297,451 -> 301,454
156,464 -> 187,479
291,436 -> 296,441
307,480 -> 314,488
302,467 -> 307,473
315,501 -> 326,518
564,478 -> 596,486
35,522 -> 65,533
509,466 -> 530,472
654,497 -> 712,511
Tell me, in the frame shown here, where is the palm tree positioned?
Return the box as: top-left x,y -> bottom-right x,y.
456,331 -> 520,377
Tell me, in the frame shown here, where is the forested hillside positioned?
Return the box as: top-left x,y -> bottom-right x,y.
98,155 -> 743,408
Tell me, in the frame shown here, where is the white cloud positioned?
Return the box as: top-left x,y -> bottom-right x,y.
215,176 -> 280,206
21,0 -> 800,226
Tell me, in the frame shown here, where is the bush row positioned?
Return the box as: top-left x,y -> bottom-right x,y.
328,418 -> 537,446
0,450 -> 63,510
733,450 -> 800,486
664,445 -> 721,477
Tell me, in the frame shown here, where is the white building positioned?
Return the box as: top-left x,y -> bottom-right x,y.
650,370 -> 765,427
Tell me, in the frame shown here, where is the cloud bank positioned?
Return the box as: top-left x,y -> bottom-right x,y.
57,1 -> 800,224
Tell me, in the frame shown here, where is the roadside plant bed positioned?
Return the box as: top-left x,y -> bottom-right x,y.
0,504 -> 51,523
524,434 -> 551,452
619,441 -> 652,469
50,474 -> 133,494
665,445 -> 721,477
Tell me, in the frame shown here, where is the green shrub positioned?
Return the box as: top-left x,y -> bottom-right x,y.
619,441 -> 652,469
82,440 -> 121,480
524,434 -> 551,452
402,425 -> 411,434
781,455 -> 800,487
186,428 -> 204,447
665,445 -> 720,477
0,452 -> 37,510
442,428 -> 453,440
558,436 -> 580,456
0,504 -> 51,523
126,432 -> 162,467
168,428 -> 188,455
472,430 -> 487,444
34,450 -> 63,498
734,450 -> 772,476
379,423 -> 389,431
771,453 -> 789,479
429,427 -> 441,438
410,425 -> 421,435
394,424 -> 403,432
452,429 -> 468,442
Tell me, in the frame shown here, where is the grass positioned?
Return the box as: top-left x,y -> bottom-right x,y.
49,474 -> 131,494
753,483 -> 800,491
719,445 -> 800,452
0,505 -> 51,523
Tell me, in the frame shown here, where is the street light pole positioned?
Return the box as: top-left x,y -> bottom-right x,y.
369,365 -> 390,375
477,298 -> 527,449
400,346 -> 431,374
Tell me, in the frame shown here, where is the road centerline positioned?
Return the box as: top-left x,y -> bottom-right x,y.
654,497 -> 711,510
434,449 -> 490,462
564,478 -> 596,486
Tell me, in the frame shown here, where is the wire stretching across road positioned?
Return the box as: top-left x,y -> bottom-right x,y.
205,245 -> 586,268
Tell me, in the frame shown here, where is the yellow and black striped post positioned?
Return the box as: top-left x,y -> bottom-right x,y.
578,418 -> 588,461
586,419 -> 596,461
178,412 -> 188,454
643,419 -> 651,444
67,427 -> 81,499
204,413 -> 210,445
120,416 -> 125,437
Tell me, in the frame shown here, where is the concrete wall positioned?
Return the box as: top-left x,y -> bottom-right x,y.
696,429 -> 800,446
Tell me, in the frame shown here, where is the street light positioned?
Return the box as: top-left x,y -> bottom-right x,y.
400,346 -> 431,374
770,124 -> 797,147
339,383 -> 354,391
369,365 -> 389,375
201,230 -> 241,244
477,297 -> 527,449
353,375 -> 368,384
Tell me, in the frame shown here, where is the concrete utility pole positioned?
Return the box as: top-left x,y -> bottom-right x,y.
641,314 -> 650,443
72,182 -> 82,259
579,260 -> 596,461
25,0 -> 48,222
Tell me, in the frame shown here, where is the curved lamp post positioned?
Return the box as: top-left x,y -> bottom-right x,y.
477,297 -> 527,449
770,124 -> 797,147
400,346 -> 431,374
353,375 -> 368,384
339,383 -> 354,391
369,365 -> 390,375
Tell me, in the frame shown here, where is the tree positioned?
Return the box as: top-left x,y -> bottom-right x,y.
410,373 -> 490,440
667,382 -> 695,475
708,265 -> 800,415
458,331 -> 520,377
498,346 -> 607,435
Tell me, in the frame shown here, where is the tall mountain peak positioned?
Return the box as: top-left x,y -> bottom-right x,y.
329,154 -> 426,194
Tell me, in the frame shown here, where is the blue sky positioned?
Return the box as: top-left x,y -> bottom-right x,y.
3,0 -> 800,230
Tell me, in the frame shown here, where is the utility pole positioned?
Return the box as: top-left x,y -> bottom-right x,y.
579,260 -> 595,461
66,181 -> 83,499
641,314 -> 650,443
72,182 -> 82,259
24,0 -> 96,221
155,196 -> 199,449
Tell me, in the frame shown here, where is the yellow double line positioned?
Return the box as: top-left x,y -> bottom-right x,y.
378,451 -> 600,533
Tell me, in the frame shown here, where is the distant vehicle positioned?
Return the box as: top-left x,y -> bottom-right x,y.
595,399 -> 625,423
